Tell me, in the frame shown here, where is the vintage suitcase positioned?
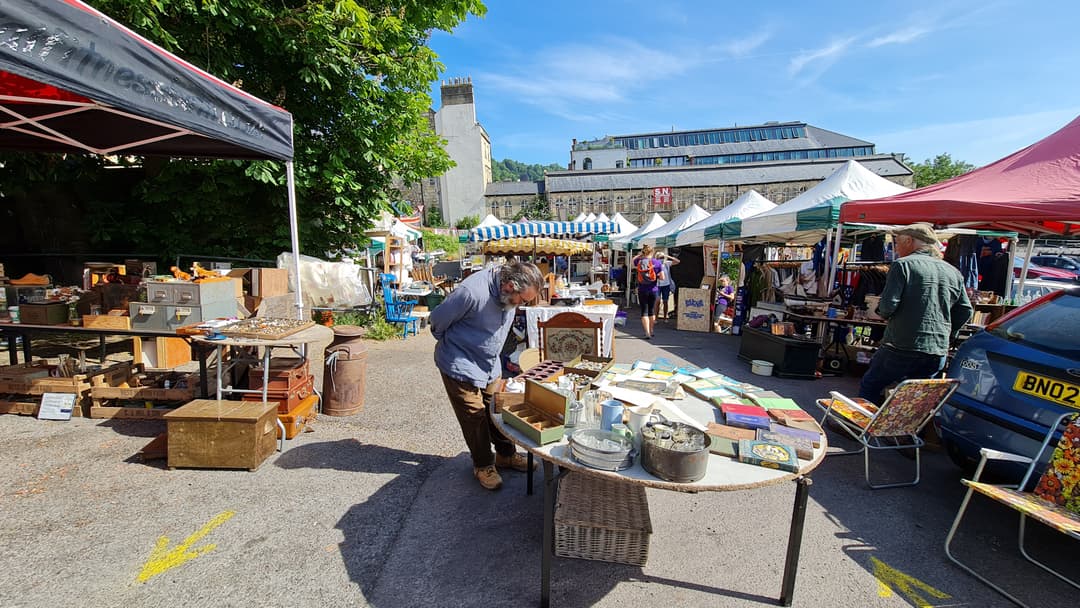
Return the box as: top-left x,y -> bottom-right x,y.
278,394 -> 318,439
242,375 -> 314,413
248,357 -> 310,392
162,400 -> 278,471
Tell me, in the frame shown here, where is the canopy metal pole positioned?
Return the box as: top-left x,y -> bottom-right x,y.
1003,236 -> 1017,301
827,225 -> 844,297
286,161 -> 304,320
1018,237 -> 1035,299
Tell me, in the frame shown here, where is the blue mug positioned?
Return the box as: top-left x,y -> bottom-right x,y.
600,400 -> 624,431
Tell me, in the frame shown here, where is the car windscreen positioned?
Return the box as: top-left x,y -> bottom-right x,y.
989,292 -> 1080,359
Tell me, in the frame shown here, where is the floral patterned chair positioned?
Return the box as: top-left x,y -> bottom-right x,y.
944,412 -> 1080,608
814,378 -> 960,489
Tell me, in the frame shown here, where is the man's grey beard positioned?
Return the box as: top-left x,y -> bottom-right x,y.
499,291 -> 516,310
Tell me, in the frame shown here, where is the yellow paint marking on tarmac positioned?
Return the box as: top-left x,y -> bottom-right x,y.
137,511 -> 236,583
872,556 -> 952,607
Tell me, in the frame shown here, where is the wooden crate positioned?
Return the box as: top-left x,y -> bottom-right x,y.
0,361 -> 131,396
134,337 -> 193,370
90,365 -> 198,419
563,354 -> 614,379
501,379 -> 568,445
82,314 -> 132,330
162,400 -> 278,471
0,362 -> 51,382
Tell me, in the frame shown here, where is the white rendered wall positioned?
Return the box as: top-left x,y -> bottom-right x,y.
571,147 -> 628,170
436,103 -> 491,225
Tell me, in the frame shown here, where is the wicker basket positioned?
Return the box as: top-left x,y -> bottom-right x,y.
554,472 -> 652,566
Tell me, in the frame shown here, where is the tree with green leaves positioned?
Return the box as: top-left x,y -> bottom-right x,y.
513,196 -> 553,221
491,158 -> 565,182
901,153 -> 975,188
0,0 -> 485,261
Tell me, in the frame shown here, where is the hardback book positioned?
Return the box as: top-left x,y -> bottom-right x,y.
706,423 -> 756,457
676,366 -> 703,376
720,403 -> 769,418
768,408 -> 815,424
670,373 -> 696,384
692,367 -> 720,379
647,369 -> 674,380
757,428 -> 813,459
753,396 -> 803,410
695,386 -> 735,400
724,412 -> 772,431
632,360 -> 653,371
738,439 -> 800,473
768,422 -> 822,447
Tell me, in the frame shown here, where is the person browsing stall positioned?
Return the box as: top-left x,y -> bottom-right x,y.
858,223 -> 973,404
631,245 -> 665,339
656,251 -> 680,320
430,262 -> 543,491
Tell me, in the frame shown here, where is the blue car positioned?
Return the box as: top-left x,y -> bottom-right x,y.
936,288 -> 1080,473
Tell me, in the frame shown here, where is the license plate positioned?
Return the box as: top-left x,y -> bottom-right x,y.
1013,371 -> 1080,410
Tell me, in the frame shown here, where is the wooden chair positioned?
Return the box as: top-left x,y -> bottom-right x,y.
945,412 -> 1080,607
381,284 -> 420,338
538,311 -> 601,362
814,378 -> 959,489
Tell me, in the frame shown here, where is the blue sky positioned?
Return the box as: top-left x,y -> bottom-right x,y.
428,0 -> 1080,168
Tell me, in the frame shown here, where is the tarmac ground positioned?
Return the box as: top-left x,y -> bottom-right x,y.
0,309 -> 1074,607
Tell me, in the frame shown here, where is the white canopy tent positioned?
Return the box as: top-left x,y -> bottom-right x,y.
595,212 -> 611,223
611,213 -> 668,251
674,190 -> 777,246
635,204 -> 712,248
611,212 -> 638,236
476,214 -> 504,228
736,160 -> 911,244
571,212 -> 588,222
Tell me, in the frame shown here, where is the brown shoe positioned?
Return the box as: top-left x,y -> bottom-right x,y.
495,452 -> 534,472
474,465 -> 503,490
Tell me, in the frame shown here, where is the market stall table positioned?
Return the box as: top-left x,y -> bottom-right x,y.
493,390 -> 827,608
0,322 -> 184,367
191,324 -> 333,450
524,304 -> 618,357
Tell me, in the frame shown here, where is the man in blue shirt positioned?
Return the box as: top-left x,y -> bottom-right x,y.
431,261 -> 543,490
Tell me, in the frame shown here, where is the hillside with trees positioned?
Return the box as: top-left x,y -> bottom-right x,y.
491,159 -> 564,182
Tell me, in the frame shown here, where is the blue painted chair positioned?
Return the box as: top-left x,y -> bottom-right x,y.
382,284 -> 420,338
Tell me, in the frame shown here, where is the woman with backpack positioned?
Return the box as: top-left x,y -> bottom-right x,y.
631,244 -> 665,339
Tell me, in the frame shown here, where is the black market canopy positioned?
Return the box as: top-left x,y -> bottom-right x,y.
0,0 -> 293,160
0,0 -> 306,315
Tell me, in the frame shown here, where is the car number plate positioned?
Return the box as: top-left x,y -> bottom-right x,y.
1013,371 -> 1080,410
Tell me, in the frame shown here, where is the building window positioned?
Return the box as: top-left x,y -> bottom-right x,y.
615,160 -> 624,169
583,157 -> 593,170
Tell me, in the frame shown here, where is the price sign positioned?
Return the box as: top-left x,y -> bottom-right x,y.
38,392 -> 77,420
594,235 -> 609,242
458,235 -> 469,243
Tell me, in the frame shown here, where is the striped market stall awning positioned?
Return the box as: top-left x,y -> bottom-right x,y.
470,221 -> 618,242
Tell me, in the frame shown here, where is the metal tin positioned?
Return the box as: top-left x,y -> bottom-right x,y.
640,422 -> 711,483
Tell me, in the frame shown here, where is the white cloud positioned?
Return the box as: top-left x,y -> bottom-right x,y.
723,29 -> 772,57
866,25 -> 932,48
788,36 -> 858,78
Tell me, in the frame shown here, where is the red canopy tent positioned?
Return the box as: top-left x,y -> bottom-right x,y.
0,0 -> 305,314
841,115 -> 1080,237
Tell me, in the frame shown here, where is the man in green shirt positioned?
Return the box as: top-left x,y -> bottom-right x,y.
858,223 -> 973,403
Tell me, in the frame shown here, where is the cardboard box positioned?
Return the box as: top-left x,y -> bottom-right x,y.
676,287 -> 712,332
163,400 -> 278,470
227,268 -> 290,298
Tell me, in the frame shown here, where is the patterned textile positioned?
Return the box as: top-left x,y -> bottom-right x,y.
1033,417 -> 1080,514
868,379 -> 956,437
817,397 -> 877,429
964,481 -> 1080,536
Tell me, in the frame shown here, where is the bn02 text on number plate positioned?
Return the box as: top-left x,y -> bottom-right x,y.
1013,371 -> 1080,410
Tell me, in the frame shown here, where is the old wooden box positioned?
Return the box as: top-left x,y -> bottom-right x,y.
162,400 -> 278,471
501,379 -> 569,445
563,354 -> 614,379
242,375 -> 315,413
0,361 -> 131,417
82,313 -> 132,330
90,365 -> 198,419
19,302 -> 69,325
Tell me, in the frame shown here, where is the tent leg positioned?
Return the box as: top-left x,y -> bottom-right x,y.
286,161 -> 304,320
1018,237 -> 1035,298
827,225 -> 843,297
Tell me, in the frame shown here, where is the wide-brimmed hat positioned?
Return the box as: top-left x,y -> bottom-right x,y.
893,222 -> 939,244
